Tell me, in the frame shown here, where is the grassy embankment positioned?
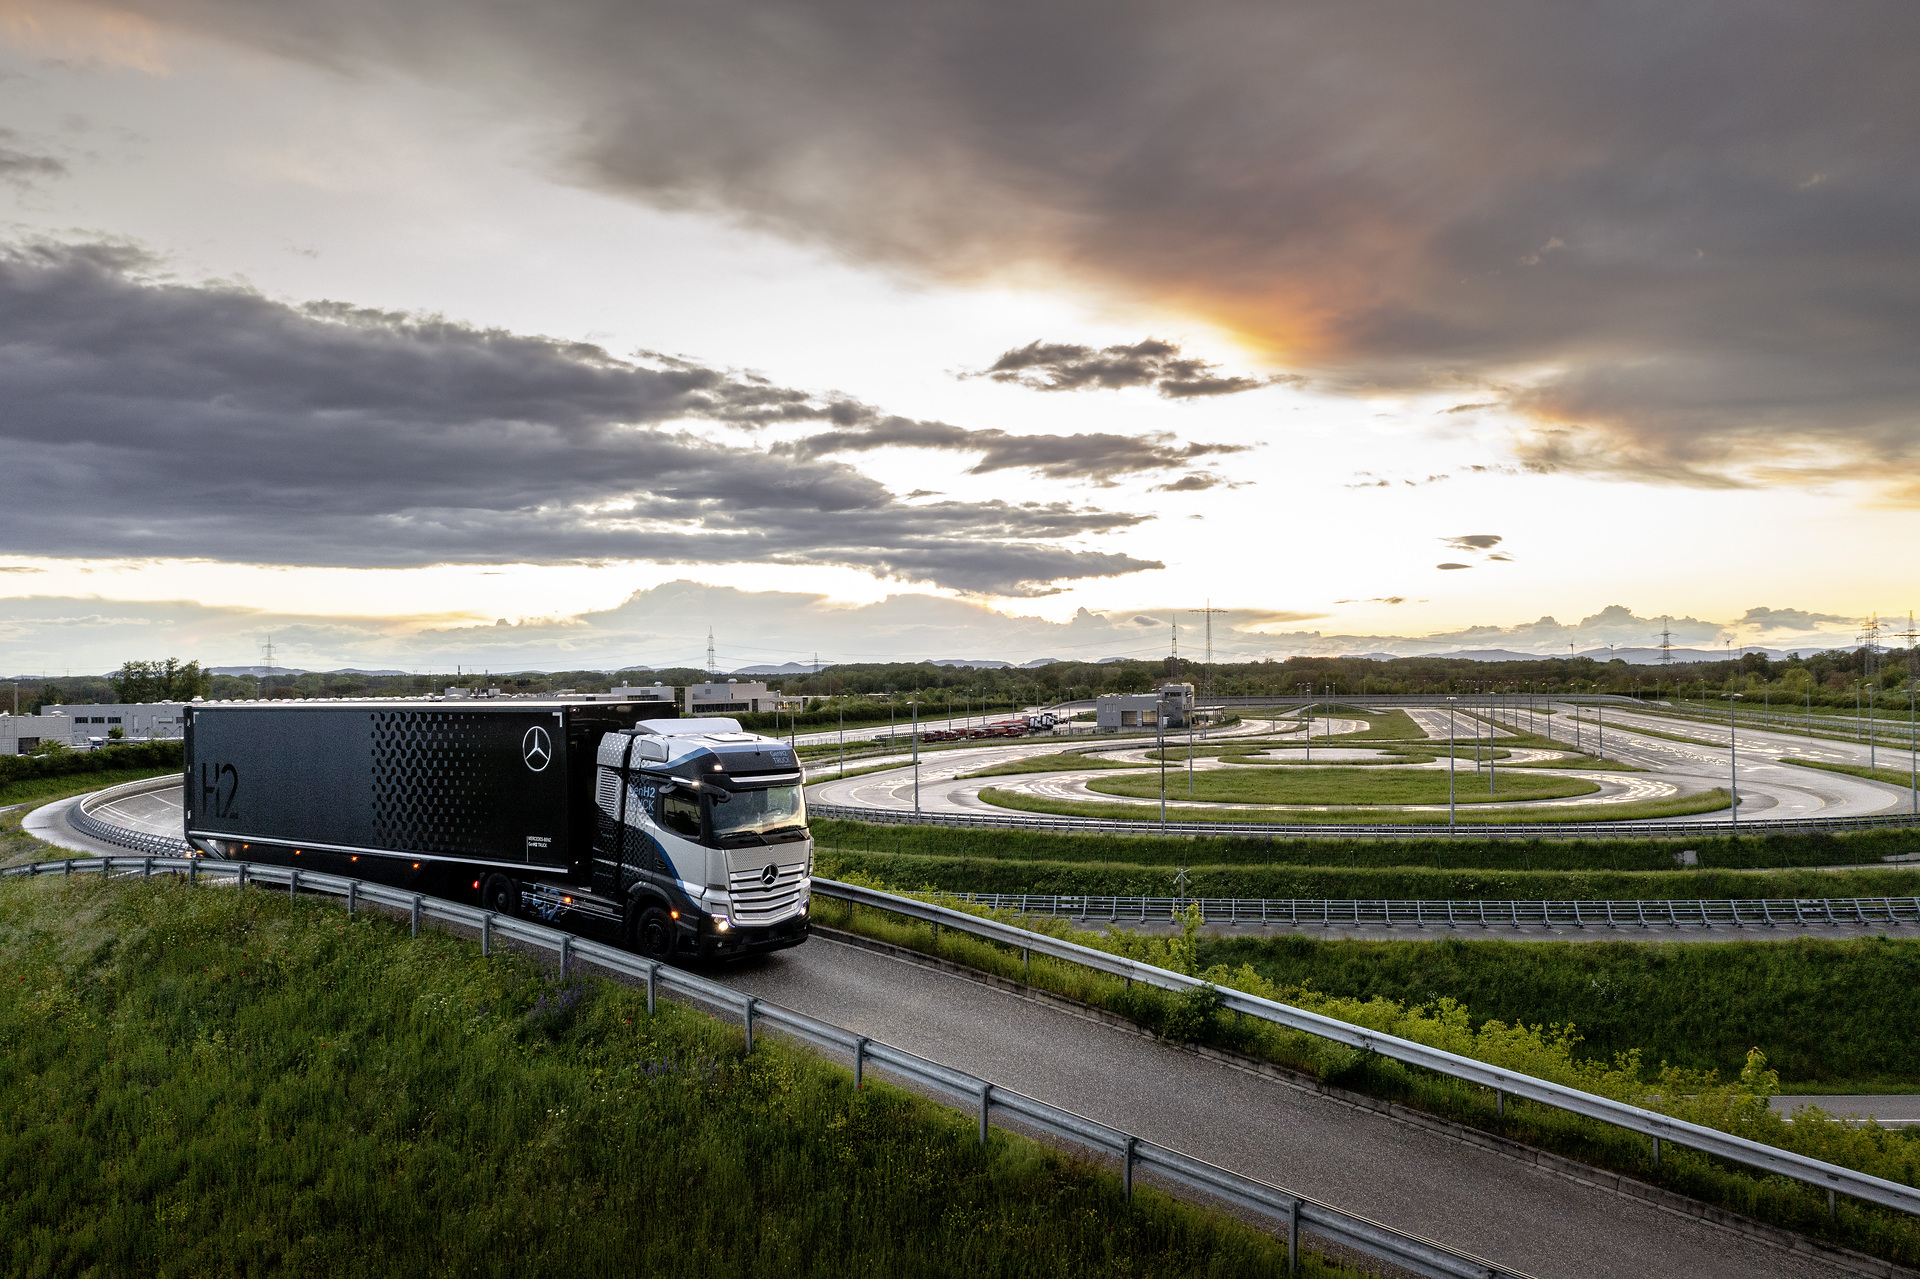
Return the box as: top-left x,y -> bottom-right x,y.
813,888 -> 1920,1266
0,875 -> 1341,1278
1202,932 -> 1920,1085
0,767 -> 179,812
1782,758 -> 1920,791
1082,767 -> 1599,806
978,786 -> 1724,826
809,817 -> 1920,899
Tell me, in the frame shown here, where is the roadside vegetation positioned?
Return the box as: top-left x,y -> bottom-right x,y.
0,766 -> 180,813
815,885 -> 1920,1266
0,876 -> 1340,1279
1781,758 -> 1920,790
1082,767 -> 1599,807
979,786 -> 1725,826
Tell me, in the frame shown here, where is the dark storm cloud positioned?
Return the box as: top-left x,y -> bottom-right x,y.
0,242 -> 1158,597
1436,563 -> 1472,571
785,415 -> 1246,484
1443,535 -> 1503,551
107,0 -> 1920,500
969,339 -> 1294,399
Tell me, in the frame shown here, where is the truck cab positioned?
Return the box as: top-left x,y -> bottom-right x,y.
588,717 -> 811,961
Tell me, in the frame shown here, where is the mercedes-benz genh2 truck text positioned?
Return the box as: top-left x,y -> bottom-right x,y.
183,700 -> 811,960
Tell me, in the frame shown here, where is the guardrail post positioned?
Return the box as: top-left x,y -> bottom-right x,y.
481,912 -> 492,957
188,859 -> 197,886
1652,1136 -> 1660,1168
1496,1089 -> 1504,1117
347,881 -> 357,919
646,963 -> 658,1015
1122,1135 -> 1137,1200
410,895 -> 421,937
1830,1188 -> 1838,1220
978,1081 -> 991,1145
101,856 -> 111,879
63,858 -> 72,877
237,863 -> 247,892
289,868 -> 299,900
1021,947 -> 1030,979
142,857 -> 152,879
743,996 -> 757,1054
853,1036 -> 868,1088
1288,1198 -> 1301,1276
558,935 -> 571,978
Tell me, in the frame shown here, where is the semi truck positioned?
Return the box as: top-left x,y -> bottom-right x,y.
182,699 -> 812,961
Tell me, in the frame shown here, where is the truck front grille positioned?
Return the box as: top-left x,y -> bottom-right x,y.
727,863 -> 807,925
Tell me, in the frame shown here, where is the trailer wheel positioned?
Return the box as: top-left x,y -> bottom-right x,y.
631,906 -> 676,961
481,874 -> 520,917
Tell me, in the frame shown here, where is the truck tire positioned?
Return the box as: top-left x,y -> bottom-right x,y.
481,873 -> 520,917
631,906 -> 676,961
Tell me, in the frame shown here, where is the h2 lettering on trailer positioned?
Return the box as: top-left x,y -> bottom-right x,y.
199,762 -> 240,820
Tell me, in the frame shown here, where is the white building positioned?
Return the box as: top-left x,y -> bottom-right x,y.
608,683 -> 678,704
683,679 -> 781,716
40,702 -> 193,747
0,713 -> 71,755
1095,684 -> 1194,731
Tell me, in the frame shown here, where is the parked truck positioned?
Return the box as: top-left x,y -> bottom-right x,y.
182,699 -> 811,960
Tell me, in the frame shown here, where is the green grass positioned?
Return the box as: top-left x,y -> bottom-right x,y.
809,816 -> 1920,874
0,766 -> 180,810
0,875 -> 1343,1279
813,889 -> 1920,1266
1781,758 -> 1920,790
1200,933 -> 1920,1085
815,846 -> 1920,901
980,786 -> 1727,825
1084,766 -> 1598,807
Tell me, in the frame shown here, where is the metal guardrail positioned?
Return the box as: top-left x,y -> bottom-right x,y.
69,774 -> 193,855
811,878 -> 1920,1219
0,853 -> 1526,1279
809,799 -> 1920,840
939,892 -> 1920,930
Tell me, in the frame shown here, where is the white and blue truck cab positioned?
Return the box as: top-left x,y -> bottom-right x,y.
592,717 -> 812,960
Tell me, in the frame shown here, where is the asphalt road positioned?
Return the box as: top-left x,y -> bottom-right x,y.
713,934 -> 1859,1279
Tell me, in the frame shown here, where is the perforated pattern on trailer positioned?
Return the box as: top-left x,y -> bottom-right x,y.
369,710 -> 521,856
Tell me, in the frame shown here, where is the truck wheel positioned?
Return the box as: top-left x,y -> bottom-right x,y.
631,906 -> 676,961
481,874 -> 520,917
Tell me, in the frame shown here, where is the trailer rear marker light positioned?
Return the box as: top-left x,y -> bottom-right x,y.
670,910 -> 679,919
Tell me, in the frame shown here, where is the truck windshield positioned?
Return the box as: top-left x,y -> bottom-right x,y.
711,785 -> 806,838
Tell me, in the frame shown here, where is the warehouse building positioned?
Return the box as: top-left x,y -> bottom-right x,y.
40,701 -> 193,747
1095,683 -> 1195,731
0,713 -> 72,755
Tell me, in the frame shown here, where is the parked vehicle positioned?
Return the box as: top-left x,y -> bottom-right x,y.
183,700 -> 811,960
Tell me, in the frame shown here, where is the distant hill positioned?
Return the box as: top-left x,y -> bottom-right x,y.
931,658 -> 1013,669
209,665 -> 310,677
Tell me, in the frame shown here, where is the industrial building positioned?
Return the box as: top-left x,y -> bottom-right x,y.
40,701 -> 194,747
1094,684 -> 1195,731
0,713 -> 72,755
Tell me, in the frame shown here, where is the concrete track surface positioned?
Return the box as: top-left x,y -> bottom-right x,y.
714,935 -> 1865,1279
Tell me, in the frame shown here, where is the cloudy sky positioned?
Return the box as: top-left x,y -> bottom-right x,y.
1,1 -> 1915,674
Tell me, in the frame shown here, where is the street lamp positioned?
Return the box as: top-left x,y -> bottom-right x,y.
1446,695 -> 1458,835
909,699 -> 922,812
1157,693 -> 1169,830
1729,692 -> 1742,834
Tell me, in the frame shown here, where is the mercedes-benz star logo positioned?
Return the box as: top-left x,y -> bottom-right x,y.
522,725 -> 552,772
760,863 -> 778,888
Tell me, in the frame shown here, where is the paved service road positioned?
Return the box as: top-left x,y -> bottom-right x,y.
714,936 -> 1857,1279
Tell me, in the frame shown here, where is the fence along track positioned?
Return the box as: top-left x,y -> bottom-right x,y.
809,879 -> 1920,1220
943,892 -> 1920,930
0,853 -> 1526,1279
809,800 -> 1920,840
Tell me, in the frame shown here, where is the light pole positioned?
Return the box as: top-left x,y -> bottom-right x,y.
1446,696 -> 1458,835
909,699 -> 922,812
1729,692 -> 1742,833
1187,703 -> 1196,796
1157,694 -> 1169,830
838,700 -> 845,777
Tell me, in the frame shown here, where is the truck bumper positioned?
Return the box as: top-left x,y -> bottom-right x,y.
687,912 -> 810,960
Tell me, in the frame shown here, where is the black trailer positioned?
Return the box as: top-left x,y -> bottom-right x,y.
182,699 -> 813,960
